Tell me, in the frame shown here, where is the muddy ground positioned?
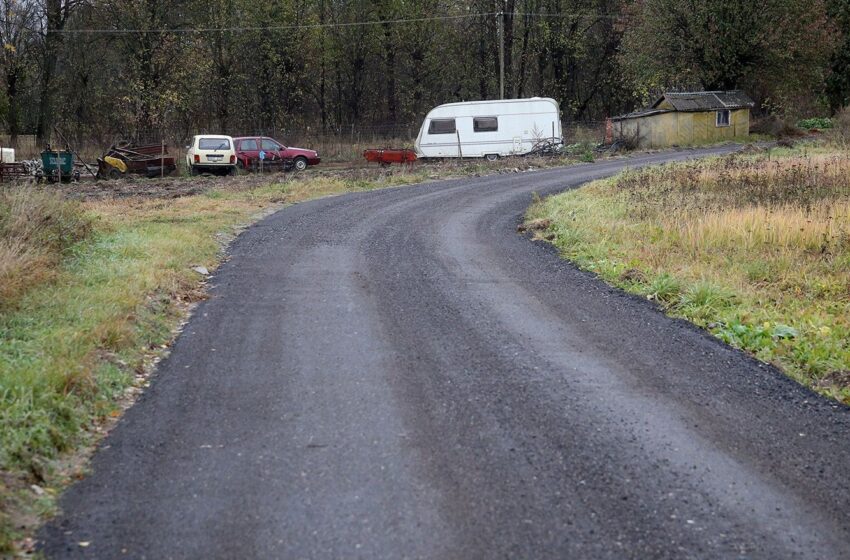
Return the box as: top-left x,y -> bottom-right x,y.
10,155 -> 583,202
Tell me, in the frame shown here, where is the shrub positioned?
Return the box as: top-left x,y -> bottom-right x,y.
797,117 -> 833,130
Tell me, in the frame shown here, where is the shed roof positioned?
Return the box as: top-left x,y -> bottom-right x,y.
610,108 -> 672,121
652,91 -> 755,111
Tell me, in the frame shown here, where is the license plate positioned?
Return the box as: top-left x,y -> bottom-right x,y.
207,155 -> 222,161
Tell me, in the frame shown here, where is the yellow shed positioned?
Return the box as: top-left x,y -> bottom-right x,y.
612,91 -> 754,149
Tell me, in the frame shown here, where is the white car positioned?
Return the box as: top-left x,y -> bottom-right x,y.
186,135 -> 237,176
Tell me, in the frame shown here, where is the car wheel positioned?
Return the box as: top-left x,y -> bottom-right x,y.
294,156 -> 308,171
485,153 -> 499,161
227,166 -> 237,176
190,165 -> 199,176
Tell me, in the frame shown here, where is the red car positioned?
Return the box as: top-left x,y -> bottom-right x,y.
233,136 -> 320,171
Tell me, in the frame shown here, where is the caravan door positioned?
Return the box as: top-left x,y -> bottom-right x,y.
512,137 -> 522,154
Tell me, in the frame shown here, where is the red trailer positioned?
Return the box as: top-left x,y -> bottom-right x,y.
363,148 -> 417,166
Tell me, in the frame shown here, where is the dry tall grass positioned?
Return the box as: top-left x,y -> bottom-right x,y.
620,155 -> 850,258
0,188 -> 93,306
675,201 -> 850,255
617,153 -> 850,214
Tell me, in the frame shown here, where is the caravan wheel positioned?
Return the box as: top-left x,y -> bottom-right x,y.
485,154 -> 500,161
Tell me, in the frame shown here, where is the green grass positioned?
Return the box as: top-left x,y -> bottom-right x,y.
527,144 -> 850,404
0,196 -> 242,552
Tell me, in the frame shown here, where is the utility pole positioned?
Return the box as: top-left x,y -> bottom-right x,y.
498,2 -> 505,100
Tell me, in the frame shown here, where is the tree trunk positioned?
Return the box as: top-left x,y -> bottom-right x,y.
478,18 -> 489,99
215,35 -> 230,133
503,0 -> 515,98
7,68 -> 20,146
319,0 -> 327,132
383,20 -> 397,125
516,6 -> 533,98
36,0 -> 64,145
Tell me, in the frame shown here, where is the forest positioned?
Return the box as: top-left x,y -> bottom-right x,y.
1,0 -> 848,147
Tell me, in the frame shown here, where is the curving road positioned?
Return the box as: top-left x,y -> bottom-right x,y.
42,149 -> 850,559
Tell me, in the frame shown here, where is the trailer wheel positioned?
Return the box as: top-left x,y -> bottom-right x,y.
485,153 -> 500,161
108,167 -> 123,180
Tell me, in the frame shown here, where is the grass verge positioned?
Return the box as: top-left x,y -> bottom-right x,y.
0,163 -> 501,554
526,145 -> 850,403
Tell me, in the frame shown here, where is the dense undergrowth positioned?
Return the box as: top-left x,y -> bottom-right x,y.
528,144 -> 850,403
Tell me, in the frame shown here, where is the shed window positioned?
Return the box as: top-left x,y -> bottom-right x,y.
716,110 -> 731,127
473,117 -> 498,132
428,119 -> 456,134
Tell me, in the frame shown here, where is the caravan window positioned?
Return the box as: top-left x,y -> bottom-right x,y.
428,119 -> 456,134
473,117 -> 498,132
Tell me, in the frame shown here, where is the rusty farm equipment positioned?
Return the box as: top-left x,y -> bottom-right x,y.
97,142 -> 177,179
0,148 -> 32,182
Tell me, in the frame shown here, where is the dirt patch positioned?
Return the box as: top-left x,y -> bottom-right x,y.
6,154 -> 594,203
517,218 -> 552,233
21,164 -> 398,202
816,370 -> 850,390
619,268 -> 648,284
52,173 -> 282,201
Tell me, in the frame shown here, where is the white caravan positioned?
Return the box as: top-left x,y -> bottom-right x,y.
414,97 -> 562,160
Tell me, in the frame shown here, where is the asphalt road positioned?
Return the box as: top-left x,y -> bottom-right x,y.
41,148 -> 850,559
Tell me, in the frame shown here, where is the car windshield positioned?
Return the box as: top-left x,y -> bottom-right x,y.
199,138 -> 230,150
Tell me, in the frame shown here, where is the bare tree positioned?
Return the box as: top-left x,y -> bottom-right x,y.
0,0 -> 38,145
35,0 -> 88,144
